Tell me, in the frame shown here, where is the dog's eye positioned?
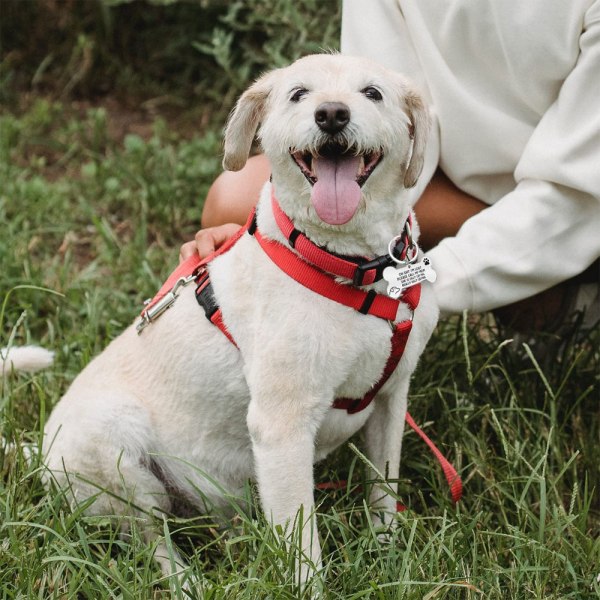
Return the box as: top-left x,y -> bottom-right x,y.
361,86 -> 383,102
290,88 -> 309,102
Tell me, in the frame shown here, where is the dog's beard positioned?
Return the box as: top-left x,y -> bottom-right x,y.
291,144 -> 382,225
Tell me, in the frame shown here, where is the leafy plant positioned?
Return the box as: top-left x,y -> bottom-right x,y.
1,0 -> 341,112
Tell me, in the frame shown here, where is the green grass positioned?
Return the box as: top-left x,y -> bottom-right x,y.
1,99 -> 598,599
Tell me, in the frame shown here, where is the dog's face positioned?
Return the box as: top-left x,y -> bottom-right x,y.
223,54 -> 429,226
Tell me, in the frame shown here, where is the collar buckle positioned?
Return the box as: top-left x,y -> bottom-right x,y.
352,254 -> 394,287
352,237 -> 407,287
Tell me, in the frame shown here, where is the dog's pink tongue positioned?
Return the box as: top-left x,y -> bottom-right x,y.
312,155 -> 361,225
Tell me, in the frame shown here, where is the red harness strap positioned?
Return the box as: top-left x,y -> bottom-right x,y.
253,226 -> 405,321
140,211 -> 254,321
138,201 -> 462,505
405,412 -> 463,503
251,209 -> 423,416
195,271 -> 238,347
332,309 -> 417,414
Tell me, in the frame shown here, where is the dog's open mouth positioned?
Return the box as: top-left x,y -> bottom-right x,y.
291,143 -> 383,225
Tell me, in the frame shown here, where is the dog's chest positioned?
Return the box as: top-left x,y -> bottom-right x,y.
210,240 -> 397,404
330,321 -> 393,398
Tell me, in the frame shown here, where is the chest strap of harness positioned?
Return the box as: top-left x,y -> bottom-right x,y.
193,199 -> 420,414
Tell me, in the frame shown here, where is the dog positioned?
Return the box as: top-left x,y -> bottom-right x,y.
42,53 -> 438,589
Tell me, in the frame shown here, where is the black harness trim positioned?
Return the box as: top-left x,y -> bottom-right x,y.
247,212 -> 258,236
288,228 -> 301,248
358,289 -> 378,315
195,272 -> 219,320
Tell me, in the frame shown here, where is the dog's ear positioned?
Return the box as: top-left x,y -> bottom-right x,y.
403,90 -> 430,188
223,71 -> 275,171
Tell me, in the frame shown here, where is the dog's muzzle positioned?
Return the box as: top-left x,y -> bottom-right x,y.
291,140 -> 383,226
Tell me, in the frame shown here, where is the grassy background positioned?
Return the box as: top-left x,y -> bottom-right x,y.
1,1 -> 598,598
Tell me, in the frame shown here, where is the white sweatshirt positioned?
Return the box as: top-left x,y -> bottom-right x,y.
342,0 -> 600,314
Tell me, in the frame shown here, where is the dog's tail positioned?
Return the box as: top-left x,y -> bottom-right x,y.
1,346 -> 54,375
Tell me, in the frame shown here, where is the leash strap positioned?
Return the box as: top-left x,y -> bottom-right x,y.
143,254 -> 202,312
404,412 -> 463,503
139,211 -> 255,323
315,410 -> 462,507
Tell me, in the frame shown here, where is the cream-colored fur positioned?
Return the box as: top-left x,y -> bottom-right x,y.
1,346 -> 54,375
43,54 -> 438,590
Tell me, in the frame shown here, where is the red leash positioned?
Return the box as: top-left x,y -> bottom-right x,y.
137,212 -> 254,332
405,412 -> 462,503
315,415 -> 462,510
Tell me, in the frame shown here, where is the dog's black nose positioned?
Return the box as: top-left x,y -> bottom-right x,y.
314,102 -> 350,134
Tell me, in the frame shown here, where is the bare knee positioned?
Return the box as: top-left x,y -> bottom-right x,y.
201,154 -> 271,228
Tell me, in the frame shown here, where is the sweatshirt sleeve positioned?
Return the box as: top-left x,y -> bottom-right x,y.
428,5 -> 600,313
343,0 -> 600,315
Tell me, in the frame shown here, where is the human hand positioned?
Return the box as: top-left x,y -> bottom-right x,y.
179,223 -> 242,262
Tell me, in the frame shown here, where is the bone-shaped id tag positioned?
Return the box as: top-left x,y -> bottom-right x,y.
382,256 -> 437,299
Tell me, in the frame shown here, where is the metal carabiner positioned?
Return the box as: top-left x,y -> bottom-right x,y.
136,274 -> 197,334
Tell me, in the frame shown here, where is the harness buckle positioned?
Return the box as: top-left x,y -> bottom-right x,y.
136,274 -> 197,334
352,254 -> 395,287
352,235 -> 409,287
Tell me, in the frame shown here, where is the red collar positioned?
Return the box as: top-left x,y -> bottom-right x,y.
251,190 -> 420,322
270,188 -> 413,287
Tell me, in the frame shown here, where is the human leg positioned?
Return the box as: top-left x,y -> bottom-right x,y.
201,154 -> 271,228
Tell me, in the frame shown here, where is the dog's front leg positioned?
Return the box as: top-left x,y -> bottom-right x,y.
364,378 -> 410,531
246,388 -> 325,588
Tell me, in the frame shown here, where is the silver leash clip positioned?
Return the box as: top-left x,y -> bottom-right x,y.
136,274 -> 197,334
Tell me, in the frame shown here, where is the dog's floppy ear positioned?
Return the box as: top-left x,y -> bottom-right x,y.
403,90 -> 430,188
223,71 -> 276,172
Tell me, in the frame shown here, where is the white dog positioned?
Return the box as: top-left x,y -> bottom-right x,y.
42,54 -> 438,588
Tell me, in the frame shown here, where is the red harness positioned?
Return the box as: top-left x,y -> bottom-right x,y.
255,194 -> 420,414
138,195 -> 462,505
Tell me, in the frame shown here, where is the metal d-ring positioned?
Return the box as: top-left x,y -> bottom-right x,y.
387,235 -> 420,265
